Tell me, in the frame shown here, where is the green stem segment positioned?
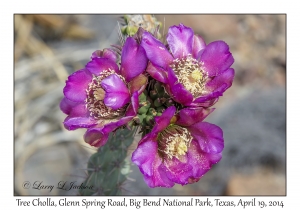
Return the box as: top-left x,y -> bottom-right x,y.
79,128 -> 136,195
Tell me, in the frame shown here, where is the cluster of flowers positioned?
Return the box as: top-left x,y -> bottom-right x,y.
60,24 -> 234,188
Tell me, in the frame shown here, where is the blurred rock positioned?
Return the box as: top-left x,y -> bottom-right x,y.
225,168 -> 285,195
16,141 -> 93,196
194,86 -> 286,195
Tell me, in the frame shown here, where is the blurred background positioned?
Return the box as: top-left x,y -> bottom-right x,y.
14,14 -> 286,196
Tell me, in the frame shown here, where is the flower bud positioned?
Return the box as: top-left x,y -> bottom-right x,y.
145,115 -> 154,126
138,101 -> 150,115
139,91 -> 148,102
153,98 -> 163,107
149,90 -> 158,100
165,98 -> 175,107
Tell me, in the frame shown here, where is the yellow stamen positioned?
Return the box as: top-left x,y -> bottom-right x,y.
165,136 -> 190,159
94,88 -> 105,101
177,141 -> 188,155
170,55 -> 207,98
191,70 -> 202,81
158,125 -> 192,159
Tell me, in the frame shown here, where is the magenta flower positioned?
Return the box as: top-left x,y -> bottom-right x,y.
141,24 -> 235,107
131,106 -> 223,187
60,37 -> 148,147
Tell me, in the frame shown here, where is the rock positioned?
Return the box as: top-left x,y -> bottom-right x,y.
226,168 -> 285,195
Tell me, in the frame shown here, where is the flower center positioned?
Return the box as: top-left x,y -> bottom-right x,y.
86,69 -> 126,119
170,55 -> 207,98
158,125 -> 192,159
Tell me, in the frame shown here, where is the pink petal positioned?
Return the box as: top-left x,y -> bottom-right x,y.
101,116 -> 133,134
192,34 -> 206,60
193,68 -> 235,105
205,68 -> 235,94
63,116 -> 97,130
167,24 -> 194,59
60,97 -> 79,115
84,128 -> 109,148
132,136 -> 158,177
200,41 -> 234,76
152,106 -> 176,134
143,159 -> 175,188
132,136 -> 175,188
146,62 -> 168,84
101,74 -> 130,110
141,31 -> 173,69
169,82 -> 193,106
121,37 -> 148,82
86,57 -> 119,75
187,140 -> 222,178
125,91 -> 139,117
167,67 -> 193,106
189,122 -> 224,154
176,107 -> 215,127
63,69 -> 92,102
164,157 -> 193,185
128,74 -> 148,95
91,48 -> 118,63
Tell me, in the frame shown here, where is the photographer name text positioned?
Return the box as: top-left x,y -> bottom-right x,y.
22,181 -> 93,192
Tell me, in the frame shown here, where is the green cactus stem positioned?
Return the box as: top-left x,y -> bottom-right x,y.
79,127 -> 136,195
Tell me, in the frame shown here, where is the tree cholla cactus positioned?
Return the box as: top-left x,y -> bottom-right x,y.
60,15 -> 234,193
79,128 -> 136,195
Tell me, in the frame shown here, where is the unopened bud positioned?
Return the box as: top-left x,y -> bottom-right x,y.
138,102 -> 150,115
150,90 -> 158,100
138,114 -> 147,124
154,82 -> 164,94
154,98 -> 163,107
147,108 -> 157,116
139,92 -> 147,102
165,99 -> 175,107
145,115 -> 154,125
156,106 -> 165,113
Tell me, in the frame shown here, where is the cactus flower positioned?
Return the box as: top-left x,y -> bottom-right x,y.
141,24 -> 235,107
131,106 -> 223,187
60,37 -> 148,147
